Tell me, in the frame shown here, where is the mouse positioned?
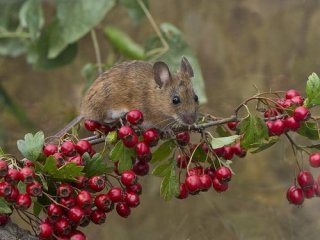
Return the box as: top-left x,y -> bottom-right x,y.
53,56 -> 199,138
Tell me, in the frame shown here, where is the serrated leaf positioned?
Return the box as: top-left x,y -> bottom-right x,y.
43,156 -> 84,181
216,126 -> 232,137
160,160 -> 179,201
250,137 -> 279,153
0,198 -> 11,214
33,200 -> 43,217
109,141 -> 135,173
297,121 -> 320,140
150,140 -> 175,163
19,0 -> 43,40
83,153 -> 112,177
104,26 -> 144,59
152,162 -> 171,177
210,135 -> 240,149
119,0 -> 148,25
17,181 -> 26,193
17,131 -> 44,161
239,114 -> 268,149
38,174 -> 48,191
144,23 -> 207,104
191,145 -> 207,162
305,73 -> 320,107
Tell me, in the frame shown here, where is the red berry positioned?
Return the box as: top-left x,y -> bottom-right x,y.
204,167 -> 216,180
186,166 -> 203,177
124,192 -> 140,208
59,197 -> 76,208
108,187 -> 123,202
88,175 -> 106,192
26,181 -> 42,197
285,89 -> 300,99
135,141 -> 151,161
0,160 -> 8,177
185,175 -> 202,193
293,106 -> 310,121
212,177 -> 229,192
5,185 -> 19,202
43,144 -> 58,157
4,168 -> 21,184
76,190 -> 92,208
314,182 -> 320,196
122,133 -> 139,148
74,175 -> 88,189
23,159 -> 34,168
309,153 -> 320,168
70,230 -> 86,240
98,124 -> 113,134
47,203 -> 63,220
199,174 -> 212,191
215,166 -> 232,183
90,209 -> 106,224
176,154 -> 189,169
213,147 -> 225,157
297,170 -> 314,188
291,96 -> 304,106
126,183 -> 142,195
284,117 -> 301,131
19,167 -> 35,184
57,183 -> 73,198
232,143 -> 246,157
54,218 -> 71,237
0,214 -> 8,226
116,202 -> 131,218
121,170 -> 137,186
16,193 -> 32,210
132,160 -> 149,176
143,129 -> 160,147
0,181 -> 12,197
61,141 -> 76,156
84,119 -> 101,132
303,186 -> 315,199
75,140 -> 92,155
264,109 -> 278,118
222,146 -> 234,160
38,223 -> 53,239
286,185 -> 304,205
176,183 -> 189,199
126,110 -> 144,125
67,155 -> 84,166
267,120 -> 285,136
95,194 -> 114,212
52,152 -> 65,167
118,126 -> 134,140
68,206 -> 85,223
227,121 -> 238,131
176,132 -> 190,146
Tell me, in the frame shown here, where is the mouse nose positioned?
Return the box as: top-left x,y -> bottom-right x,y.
181,113 -> 197,125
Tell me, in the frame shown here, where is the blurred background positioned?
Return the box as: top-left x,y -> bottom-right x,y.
1,0 -> 320,239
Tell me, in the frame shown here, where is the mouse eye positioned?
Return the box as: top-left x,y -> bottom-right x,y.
172,96 -> 181,105
194,94 -> 199,103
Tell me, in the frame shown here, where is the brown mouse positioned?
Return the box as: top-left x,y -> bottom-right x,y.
53,57 -> 199,138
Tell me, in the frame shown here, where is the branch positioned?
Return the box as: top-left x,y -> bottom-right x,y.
0,219 -> 37,240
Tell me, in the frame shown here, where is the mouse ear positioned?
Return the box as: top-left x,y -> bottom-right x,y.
180,56 -> 194,77
153,61 -> 172,88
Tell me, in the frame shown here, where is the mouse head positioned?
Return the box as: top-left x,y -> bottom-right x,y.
153,56 -> 199,126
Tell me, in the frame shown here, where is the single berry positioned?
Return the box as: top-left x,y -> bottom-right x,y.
122,133 -> 139,148
59,197 -> 76,208
57,183 -> 73,198
132,160 -> 149,176
143,129 -> 160,147
303,186 -> 315,199
199,174 -> 212,191
204,167 -> 216,180
74,175 -> 88,189
68,206 -> 85,224
108,187 -> 123,202
291,96 -> 304,106
212,177 -> 229,192
0,214 -> 8,226
284,117 -> 301,131
264,109 -> 278,118
0,181 -> 12,197
297,170 -> 314,188
186,166 -> 203,177
227,121 -> 238,131
286,186 -> 304,205
314,183 -> 320,197
76,190 -> 92,208
70,230 -> 86,240
98,124 -> 113,134
222,146 -> 234,160
118,126 -> 134,140
52,152 -> 65,167
176,154 -> 189,169
269,119 -> 285,136
185,175 -> 202,193
16,193 -> 32,210
135,141 -> 151,161
23,159 -> 34,168
126,183 -> 142,195
215,166 -> 232,183
121,170 -> 137,186
95,194 -> 114,212
309,152 -> 320,168
285,89 -> 300,99
5,185 -> 19,203
47,203 -> 63,220
124,192 -> 140,208
176,183 -> 189,199
75,140 -> 92,155
116,202 -> 131,218
213,147 -> 225,157
26,181 -> 42,197
4,168 -> 21,184
293,106 -> 310,122
68,155 -> 84,166
19,167 -> 35,184
90,209 -> 106,224
126,110 -> 144,125
54,218 -> 71,237
43,144 -> 58,157
61,141 -> 76,156
38,223 -> 53,239
0,160 -> 8,177
176,132 -> 190,146
88,175 -> 106,192
84,119 -> 101,132
231,143 -> 246,157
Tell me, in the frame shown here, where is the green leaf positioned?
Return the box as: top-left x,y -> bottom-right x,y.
250,137 -> 279,153
152,162 -> 171,177
0,39 -> 27,57
144,23 -> 207,104
109,141 -> 135,173
17,181 -> 26,193
0,198 -> 12,214
191,145 -> 207,162
0,148 -> 4,157
119,0 -> 148,25
239,114 -> 268,149
160,159 -> 179,201
305,73 -> 320,107
33,200 -> 43,217
297,121 -> 320,140
48,0 -> 115,58
19,0 -> 44,40
83,153 -> 113,177
216,126 -> 232,137
17,131 -> 44,161
104,26 -> 144,59
43,156 -> 84,181
210,135 -> 240,149
150,140 -> 176,163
